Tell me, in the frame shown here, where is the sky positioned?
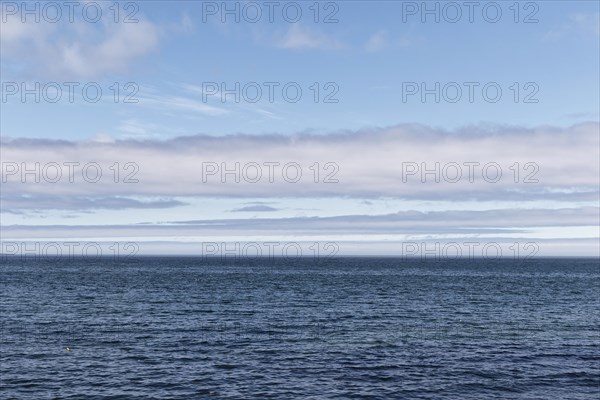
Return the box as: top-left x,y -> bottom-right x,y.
1,0 -> 599,257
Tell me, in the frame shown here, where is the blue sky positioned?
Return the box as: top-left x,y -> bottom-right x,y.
1,1 -> 599,256
2,1 -> 599,139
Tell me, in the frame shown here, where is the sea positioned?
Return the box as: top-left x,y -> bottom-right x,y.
1,257 -> 599,399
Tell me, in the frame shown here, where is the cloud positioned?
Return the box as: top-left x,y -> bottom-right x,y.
1,9 -> 160,80
2,123 -> 598,204
117,119 -> 155,136
1,195 -> 186,213
545,12 -> 600,40
163,207 -> 599,233
365,31 -> 415,52
2,207 -> 598,244
366,31 -> 388,52
231,205 -> 280,212
169,13 -> 194,34
137,93 -> 228,117
276,25 -> 343,50
570,12 -> 600,36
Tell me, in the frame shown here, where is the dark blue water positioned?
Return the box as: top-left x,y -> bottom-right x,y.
1,257 -> 599,399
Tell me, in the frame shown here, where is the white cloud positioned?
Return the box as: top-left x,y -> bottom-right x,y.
1,123 -> 598,201
277,25 -> 343,50
91,133 -> 116,144
570,12 -> 600,36
366,31 -> 387,52
170,13 -> 194,34
138,93 -> 228,117
544,12 -> 600,40
1,12 -> 160,79
2,208 -> 598,256
3,122 -> 598,254
365,31 -> 415,52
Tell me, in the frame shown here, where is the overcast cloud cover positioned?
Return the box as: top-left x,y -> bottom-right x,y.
1,1 -> 599,256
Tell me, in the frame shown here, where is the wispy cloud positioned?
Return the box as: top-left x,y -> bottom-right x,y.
545,12 -> 600,40
1,11 -> 160,80
1,194 -> 186,213
276,25 -> 344,50
570,12 -> 600,36
138,93 -> 228,116
3,208 -> 598,249
231,205 -> 280,212
365,30 -> 388,52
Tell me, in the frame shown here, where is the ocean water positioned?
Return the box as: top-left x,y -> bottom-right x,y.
1,257 -> 598,399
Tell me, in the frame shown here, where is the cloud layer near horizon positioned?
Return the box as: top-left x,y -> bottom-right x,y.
2,123 -> 598,256
2,123 -> 598,207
